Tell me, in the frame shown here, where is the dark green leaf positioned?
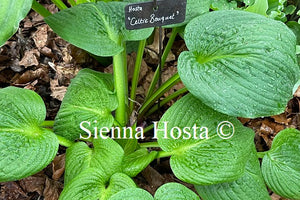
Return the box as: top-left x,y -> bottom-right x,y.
178,10 -> 299,117
0,87 -> 59,182
262,128 -> 300,199
157,94 -> 254,185
54,68 -> 118,141
45,1 -> 153,56
0,0 -> 33,47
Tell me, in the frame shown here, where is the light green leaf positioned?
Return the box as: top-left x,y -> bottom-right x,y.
0,0 -> 33,47
157,94 -> 255,185
178,10 -> 299,118
64,138 -> 123,184
195,145 -> 270,200
262,128 -> 300,199
0,87 -> 59,182
109,188 -> 153,200
54,68 -> 118,141
154,182 -> 200,200
122,148 -> 157,177
60,170 -> 136,200
109,182 -> 200,200
45,1 -> 153,56
245,0 -> 268,16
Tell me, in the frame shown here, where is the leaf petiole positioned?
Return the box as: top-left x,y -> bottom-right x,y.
145,27 -> 179,100
139,72 -> 181,118
139,141 -> 160,148
56,135 -> 74,147
129,39 -> 147,115
32,0 -> 52,17
41,120 -> 55,127
51,0 -> 68,10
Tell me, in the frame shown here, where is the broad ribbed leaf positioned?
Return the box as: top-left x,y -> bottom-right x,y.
54,68 -> 118,141
178,10 -> 299,118
65,138 -> 123,184
60,170 -> 136,200
157,94 -> 254,185
0,0 -> 32,47
262,128 -> 300,199
0,87 -> 59,182
122,148 -> 157,177
195,145 -> 270,200
154,183 -> 200,200
45,1 -> 153,56
109,188 -> 153,200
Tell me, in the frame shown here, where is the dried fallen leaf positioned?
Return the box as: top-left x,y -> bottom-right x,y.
50,78 -> 67,101
43,178 -> 63,200
19,173 -> 46,196
52,154 -> 65,181
32,24 -> 49,49
19,49 -> 40,68
0,182 -> 27,200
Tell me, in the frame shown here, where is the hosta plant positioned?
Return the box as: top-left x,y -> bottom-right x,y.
0,0 -> 300,199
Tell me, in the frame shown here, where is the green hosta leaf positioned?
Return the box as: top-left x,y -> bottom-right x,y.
109,188 -> 153,200
0,0 -> 33,47
54,68 -> 118,141
0,87 -> 59,182
154,182 -> 200,200
60,169 -> 136,200
109,183 -> 200,200
65,138 -> 123,184
45,1 -> 153,56
287,21 -> 300,45
122,148 -> 157,177
210,0 -> 238,11
157,94 -> 254,185
165,0 -> 210,28
195,145 -> 270,200
262,128 -> 300,199
245,0 -> 268,16
178,10 -> 299,118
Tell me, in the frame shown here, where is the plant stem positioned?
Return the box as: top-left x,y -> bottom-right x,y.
257,151 -> 268,158
32,0 -> 52,17
113,40 -> 128,126
143,123 -> 154,133
146,87 -> 188,116
139,72 -> 181,118
145,27 -> 179,100
157,150 -> 173,158
139,141 -> 160,148
68,0 -> 76,6
129,39 -> 146,114
56,135 -> 74,147
51,0 -> 68,10
41,120 -> 55,127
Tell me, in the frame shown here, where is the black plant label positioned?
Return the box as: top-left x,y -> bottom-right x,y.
125,0 -> 187,30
